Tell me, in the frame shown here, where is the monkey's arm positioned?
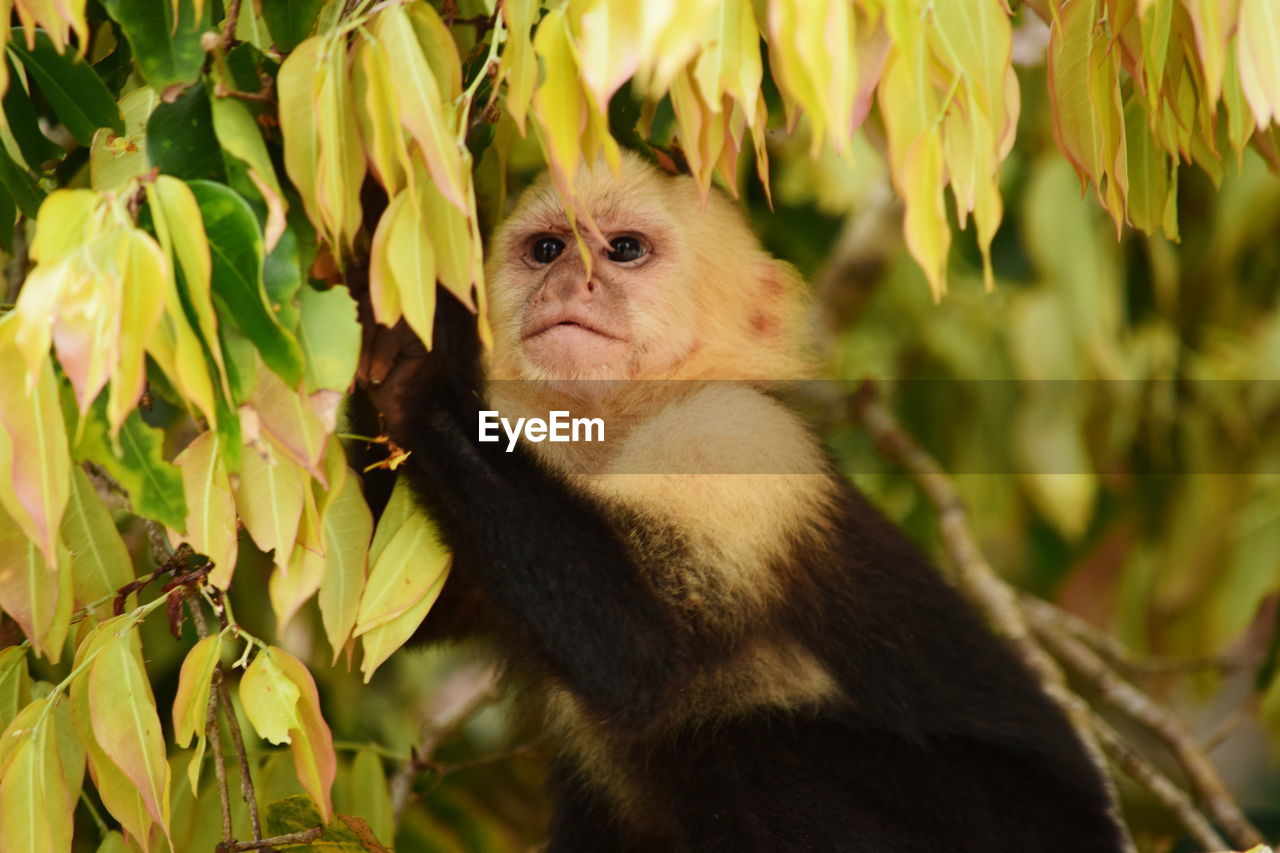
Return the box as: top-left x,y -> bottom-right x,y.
372,295 -> 691,728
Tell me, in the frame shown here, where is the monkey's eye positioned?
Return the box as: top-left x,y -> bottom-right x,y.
606,236 -> 646,263
530,237 -> 566,265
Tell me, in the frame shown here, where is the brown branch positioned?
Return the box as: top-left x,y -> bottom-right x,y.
1023,599 -> 1264,849
1037,596 -> 1254,679
4,220 -> 28,304
218,674 -> 265,841
220,0 -> 244,54
189,586 -> 265,843
1090,716 -> 1229,851
192,598 -> 235,845
389,664 -> 502,819
851,380 -> 1136,850
220,827 -> 322,851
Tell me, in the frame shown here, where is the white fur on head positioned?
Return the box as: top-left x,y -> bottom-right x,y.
484,151 -> 813,384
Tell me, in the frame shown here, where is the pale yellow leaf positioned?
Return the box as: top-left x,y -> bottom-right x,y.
239,647 -> 301,746
89,631 -> 172,834
235,440 -> 305,572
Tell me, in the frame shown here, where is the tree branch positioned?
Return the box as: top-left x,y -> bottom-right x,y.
1024,598 -> 1264,849
389,663 -> 502,819
848,379 -> 1271,852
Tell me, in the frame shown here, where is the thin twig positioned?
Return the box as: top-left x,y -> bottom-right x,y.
851,380 -> 1136,850
221,827 -> 322,851
390,665 -> 502,819
218,675 -> 265,841
190,587 -> 265,842
4,221 -> 28,304
1090,716 -> 1229,851
221,0 -> 244,53
191,598 -> 235,844
1039,597 -> 1253,678
1024,599 -> 1264,849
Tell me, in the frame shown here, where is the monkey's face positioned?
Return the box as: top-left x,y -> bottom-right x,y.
488,164 -> 699,383
486,152 -> 810,388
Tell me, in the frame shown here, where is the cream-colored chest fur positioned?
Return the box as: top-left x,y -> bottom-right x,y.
513,385 -> 845,816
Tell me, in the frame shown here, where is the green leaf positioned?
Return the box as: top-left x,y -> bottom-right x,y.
146,82 -> 227,182
68,618 -> 156,845
89,630 -> 172,832
189,180 -> 305,386
102,0 -> 213,91
263,225 -> 303,333
0,713 -> 72,853
73,399 -> 188,532
0,142 -> 45,218
347,749 -> 393,847
61,466 -> 134,618
298,285 -> 360,393
0,647 -> 31,733
261,0 -> 326,52
7,29 -> 124,145
265,795 -> 391,853
2,58 -> 65,169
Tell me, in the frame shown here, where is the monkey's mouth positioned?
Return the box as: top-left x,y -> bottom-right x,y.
524,317 -> 623,342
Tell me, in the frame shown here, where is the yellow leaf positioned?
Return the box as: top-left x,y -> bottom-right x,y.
315,36 -> 366,254
89,630 -> 172,834
30,189 -> 99,263
109,230 -> 167,434
211,96 -> 289,251
405,2 -> 462,100
91,88 -> 158,192
61,467 -> 133,620
533,9 -> 587,194
235,440 -> 306,573
374,5 -> 468,212
360,568 -> 448,683
367,189 -> 405,329
173,431 -> 238,589
278,36 -> 325,237
271,649 -> 337,821
1224,40 -> 1256,163
388,188 -> 438,349
69,618 -> 154,850
1238,0 -> 1280,129
0,506 -> 70,662
245,365 -> 329,478
420,172 -> 482,315
0,712 -> 71,853
355,505 -> 450,636
270,544 -> 324,630
145,176 -> 226,424
172,635 -> 220,748
499,0 -> 539,133
1124,96 -> 1173,236
317,471 -> 372,665
1184,0 -> 1240,106
353,35 -> 411,198
239,647 -> 301,746
0,327 -> 71,568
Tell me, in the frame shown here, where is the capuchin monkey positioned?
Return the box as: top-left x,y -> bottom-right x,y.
363,152 -> 1124,852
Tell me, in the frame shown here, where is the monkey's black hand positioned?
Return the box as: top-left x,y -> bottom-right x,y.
360,288 -> 485,453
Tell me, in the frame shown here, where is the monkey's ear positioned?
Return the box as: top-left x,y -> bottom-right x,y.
748,261 -> 793,340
